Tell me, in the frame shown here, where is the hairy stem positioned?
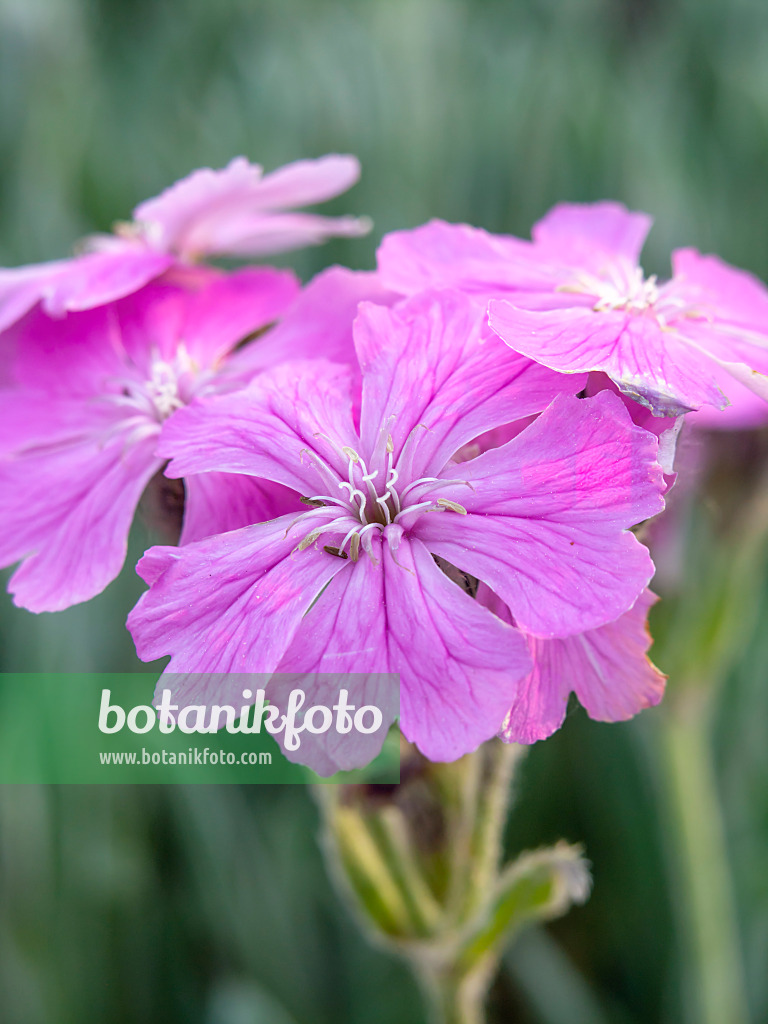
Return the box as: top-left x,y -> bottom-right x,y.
416,958 -> 496,1024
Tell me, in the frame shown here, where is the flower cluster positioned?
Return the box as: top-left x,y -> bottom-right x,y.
3,160 -> 767,773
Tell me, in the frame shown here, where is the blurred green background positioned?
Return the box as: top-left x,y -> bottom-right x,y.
1,0 -> 768,1021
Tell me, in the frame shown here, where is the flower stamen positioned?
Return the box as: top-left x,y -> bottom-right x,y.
437,498 -> 468,514
296,424 -> 475,564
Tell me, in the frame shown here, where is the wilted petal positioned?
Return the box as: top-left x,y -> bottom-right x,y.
585,372 -> 682,484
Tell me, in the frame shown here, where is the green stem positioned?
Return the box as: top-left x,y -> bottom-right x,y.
368,807 -> 442,935
462,742 -> 523,919
447,741 -> 524,924
416,957 -> 495,1024
315,739 -> 555,1024
661,691 -> 750,1024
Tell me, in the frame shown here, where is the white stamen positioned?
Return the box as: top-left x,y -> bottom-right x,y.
296,420 -> 474,565
358,523 -> 380,559
300,448 -> 347,494
394,500 -> 435,522
399,476 -> 473,502
561,259 -> 703,327
375,494 -> 393,525
398,475 -> 444,502
385,451 -> 401,513
339,480 -> 368,522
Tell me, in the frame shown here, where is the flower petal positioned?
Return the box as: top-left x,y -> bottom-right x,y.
128,516 -> 349,671
180,472 -> 301,544
275,532 -> 534,762
158,359 -> 357,494
264,671 -> 397,776
0,262 -> 69,335
0,431 -> 161,611
0,392 -> 114,456
687,374 -> 768,430
488,301 -> 727,415
501,590 -> 666,743
148,664 -> 396,778
278,552 -> 389,674
0,249 -> 174,334
585,373 -> 682,484
415,390 -> 665,637
672,247 -> 768,334
384,536 -> 532,761
376,219 -> 543,297
203,212 -> 371,258
532,201 -> 652,265
250,154 -> 362,208
42,248 -> 175,316
117,267 -> 299,371
225,266 -> 395,381
355,291 -> 585,478
1,303 -> 125,396
134,155 -> 368,259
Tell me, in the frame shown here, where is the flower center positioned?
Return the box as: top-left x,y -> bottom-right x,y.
559,258 -> 706,328
102,344 -> 205,448
122,345 -> 202,422
292,429 -> 468,562
592,264 -> 660,313
144,359 -> 185,419
560,260 -> 660,314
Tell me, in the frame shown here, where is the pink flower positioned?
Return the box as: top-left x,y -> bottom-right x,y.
127,292 -> 665,767
378,203 -> 768,417
685,378 -> 768,431
477,584 -> 665,742
179,264 -> 396,547
584,374 -> 682,491
0,155 -> 370,334
0,267 -> 298,611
